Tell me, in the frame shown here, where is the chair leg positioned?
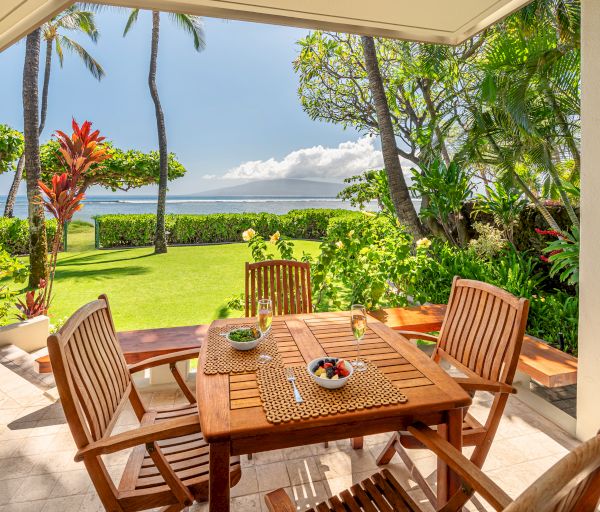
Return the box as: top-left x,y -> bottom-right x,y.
376,432 -> 400,465
324,441 -> 329,448
395,441 -> 437,508
351,437 -> 363,450
248,453 -> 253,460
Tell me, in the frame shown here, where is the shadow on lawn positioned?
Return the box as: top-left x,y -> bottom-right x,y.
54,264 -> 149,280
58,249 -> 154,267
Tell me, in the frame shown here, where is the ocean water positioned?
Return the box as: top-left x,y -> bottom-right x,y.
4,195 -> 381,223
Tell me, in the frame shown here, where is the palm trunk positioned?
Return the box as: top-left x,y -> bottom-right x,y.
421,79 -> 451,166
545,154 -> 580,228
4,156 -> 24,217
5,38 -> 52,218
23,28 -> 48,287
545,88 -> 580,175
149,11 -> 168,254
484,132 -> 562,231
360,36 -> 424,238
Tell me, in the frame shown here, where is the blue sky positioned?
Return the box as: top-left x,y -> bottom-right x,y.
0,10 -> 380,195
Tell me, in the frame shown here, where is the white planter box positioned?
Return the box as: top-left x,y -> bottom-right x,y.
0,315 -> 49,353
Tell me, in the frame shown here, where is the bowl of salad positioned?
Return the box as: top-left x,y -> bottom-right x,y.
222,326 -> 264,351
307,357 -> 353,389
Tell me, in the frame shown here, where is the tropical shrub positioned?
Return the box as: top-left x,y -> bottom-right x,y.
0,248 -> 28,326
311,213 -> 412,311
96,210 -> 361,248
0,218 -> 58,255
0,125 -> 23,173
338,170 -> 395,219
468,222 -> 506,259
410,160 -> 473,246
538,227 -> 579,286
528,292 -> 579,355
473,183 -> 527,243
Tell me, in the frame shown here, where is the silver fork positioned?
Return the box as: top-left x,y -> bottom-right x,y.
284,367 -> 303,403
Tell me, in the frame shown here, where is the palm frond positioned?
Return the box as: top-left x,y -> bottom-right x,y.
58,35 -> 105,80
168,13 -> 205,51
123,9 -> 140,37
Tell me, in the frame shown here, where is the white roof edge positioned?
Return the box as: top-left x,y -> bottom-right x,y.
0,0 -> 73,53
1,0 -> 533,53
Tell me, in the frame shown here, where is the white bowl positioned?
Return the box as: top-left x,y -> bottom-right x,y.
307,357 -> 354,389
223,328 -> 264,351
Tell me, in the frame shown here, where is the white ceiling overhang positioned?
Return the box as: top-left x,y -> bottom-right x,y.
1,0 -> 533,53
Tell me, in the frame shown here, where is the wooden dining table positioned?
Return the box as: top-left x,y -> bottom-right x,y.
196,311 -> 472,511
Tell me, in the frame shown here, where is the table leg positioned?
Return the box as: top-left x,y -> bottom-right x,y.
437,408 -> 463,506
209,441 -> 231,512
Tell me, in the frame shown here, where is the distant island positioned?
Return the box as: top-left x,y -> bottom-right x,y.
194,178 -> 345,198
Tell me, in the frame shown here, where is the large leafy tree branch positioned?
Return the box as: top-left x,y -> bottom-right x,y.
39,140 -> 186,192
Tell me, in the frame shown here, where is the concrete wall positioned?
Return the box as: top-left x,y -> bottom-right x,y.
577,0 -> 600,441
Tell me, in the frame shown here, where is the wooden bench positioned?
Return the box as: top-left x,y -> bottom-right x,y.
35,324 -> 207,373
36,305 -> 578,388
369,305 -> 578,388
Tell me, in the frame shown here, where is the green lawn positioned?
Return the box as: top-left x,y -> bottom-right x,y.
38,222 -> 321,331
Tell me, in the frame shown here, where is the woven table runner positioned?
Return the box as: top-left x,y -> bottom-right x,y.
256,361 -> 408,424
203,323 -> 282,374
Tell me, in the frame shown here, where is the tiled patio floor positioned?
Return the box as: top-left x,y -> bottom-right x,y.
0,359 -> 583,512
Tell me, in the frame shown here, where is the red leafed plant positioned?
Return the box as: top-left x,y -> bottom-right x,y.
15,279 -> 47,320
35,119 -> 110,314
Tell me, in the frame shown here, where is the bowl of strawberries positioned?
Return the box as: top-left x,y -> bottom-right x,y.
307,357 -> 353,389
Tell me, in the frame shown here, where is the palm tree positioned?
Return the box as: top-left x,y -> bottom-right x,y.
4,5 -> 104,218
360,35 -> 424,238
22,28 -> 48,287
123,9 -> 204,254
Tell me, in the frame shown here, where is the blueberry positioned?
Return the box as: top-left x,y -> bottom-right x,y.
326,367 -> 335,379
317,360 -> 324,367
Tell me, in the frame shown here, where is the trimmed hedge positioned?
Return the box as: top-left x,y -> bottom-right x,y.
0,218 -> 58,255
95,209 -> 362,248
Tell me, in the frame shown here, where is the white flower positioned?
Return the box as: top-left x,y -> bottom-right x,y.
416,237 -> 431,250
269,231 -> 281,244
242,228 -> 256,242
335,241 -> 344,249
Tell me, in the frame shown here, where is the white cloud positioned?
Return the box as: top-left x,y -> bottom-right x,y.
218,137 -> 390,181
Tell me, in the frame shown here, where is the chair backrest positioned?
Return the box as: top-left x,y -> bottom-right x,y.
505,432 -> 600,512
48,294 -> 132,446
437,277 -> 529,385
245,260 -> 313,317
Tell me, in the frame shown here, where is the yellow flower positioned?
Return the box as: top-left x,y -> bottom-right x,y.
416,237 -> 431,250
269,231 -> 281,244
242,228 -> 256,242
362,211 -> 376,217
335,241 -> 344,249
347,230 -> 355,238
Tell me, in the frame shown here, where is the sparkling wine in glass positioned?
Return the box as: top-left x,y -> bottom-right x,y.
257,298 -> 273,363
350,304 -> 367,372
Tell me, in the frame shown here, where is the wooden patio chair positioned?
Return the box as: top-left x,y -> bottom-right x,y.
48,294 -> 242,512
245,259 -> 312,317
265,424 -> 600,512
369,277 -> 529,505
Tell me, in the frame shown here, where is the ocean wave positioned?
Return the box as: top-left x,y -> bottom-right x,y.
87,198 -> 346,205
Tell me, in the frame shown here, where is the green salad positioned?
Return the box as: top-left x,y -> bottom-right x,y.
228,327 -> 260,342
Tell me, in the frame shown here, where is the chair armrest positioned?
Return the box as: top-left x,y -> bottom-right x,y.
75,414 -> 200,462
128,348 -> 200,374
453,376 -> 516,395
396,330 -> 439,343
408,422 -> 513,511
264,488 -> 295,512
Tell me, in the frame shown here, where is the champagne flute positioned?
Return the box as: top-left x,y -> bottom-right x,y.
350,304 -> 367,372
257,298 -> 273,363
